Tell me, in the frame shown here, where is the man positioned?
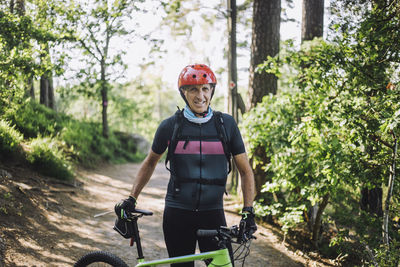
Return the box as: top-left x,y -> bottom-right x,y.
116,64 -> 256,266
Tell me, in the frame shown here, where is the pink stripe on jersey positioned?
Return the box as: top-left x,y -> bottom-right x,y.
174,141 -> 224,155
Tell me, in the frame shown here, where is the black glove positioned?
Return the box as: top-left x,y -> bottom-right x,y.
240,206 -> 257,237
115,196 -> 136,219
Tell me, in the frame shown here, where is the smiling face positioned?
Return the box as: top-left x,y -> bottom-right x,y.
181,83 -> 213,117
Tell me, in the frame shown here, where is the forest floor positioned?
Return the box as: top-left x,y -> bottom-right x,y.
0,161 -> 335,267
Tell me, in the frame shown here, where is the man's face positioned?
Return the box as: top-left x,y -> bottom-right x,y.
182,84 -> 213,116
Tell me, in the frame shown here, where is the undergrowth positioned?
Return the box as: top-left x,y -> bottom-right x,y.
0,101 -> 145,180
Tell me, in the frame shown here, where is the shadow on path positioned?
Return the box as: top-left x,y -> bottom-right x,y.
88,163 -> 310,267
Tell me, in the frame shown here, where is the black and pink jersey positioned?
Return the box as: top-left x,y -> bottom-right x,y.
151,112 -> 245,211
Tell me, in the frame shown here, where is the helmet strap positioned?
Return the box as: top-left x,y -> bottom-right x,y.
193,108 -> 209,118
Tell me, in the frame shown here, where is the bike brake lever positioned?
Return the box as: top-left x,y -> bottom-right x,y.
243,232 -> 257,242
238,220 -> 246,243
248,234 -> 256,240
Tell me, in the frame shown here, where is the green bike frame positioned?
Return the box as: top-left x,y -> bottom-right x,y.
135,248 -> 232,267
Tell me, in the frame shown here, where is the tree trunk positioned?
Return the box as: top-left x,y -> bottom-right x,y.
47,75 -> 55,109
40,76 -> 49,107
248,0 -> 280,109
301,0 -> 324,42
101,60 -> 108,138
301,0 -> 325,237
312,193 -> 330,248
38,43 -> 55,109
383,137 -> 397,246
227,0 -> 238,120
15,0 -> 25,16
251,145 -> 270,198
248,0 -> 281,198
28,75 -> 35,100
360,187 -> 383,216
9,0 -> 14,13
40,73 -> 55,109
227,0 -> 239,193
44,44 -> 55,109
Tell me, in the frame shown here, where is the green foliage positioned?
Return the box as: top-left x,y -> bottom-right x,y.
59,119 -> 102,165
70,0 -> 146,137
278,205 -> 306,233
0,0 -> 75,117
59,68 -> 182,142
26,136 -> 74,181
373,240 -> 400,267
243,0 -> 400,263
5,101 -> 67,138
109,76 -> 180,141
108,80 -> 159,141
1,0 -> 148,177
44,117 -> 143,168
0,10 -> 35,113
0,119 -> 23,158
1,99 -> 143,179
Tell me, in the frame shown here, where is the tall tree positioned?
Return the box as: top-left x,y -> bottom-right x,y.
39,43 -> 55,109
248,0 -> 280,108
227,0 -> 240,192
301,0 -> 324,42
247,0 -> 281,196
226,0 -> 247,117
301,0 -> 325,246
227,0 -> 238,121
28,0 -> 74,108
75,0 -> 140,137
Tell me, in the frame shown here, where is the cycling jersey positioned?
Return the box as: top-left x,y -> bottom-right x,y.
152,111 -> 245,211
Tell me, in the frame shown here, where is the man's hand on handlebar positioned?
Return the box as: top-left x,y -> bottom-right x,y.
115,196 -> 137,219
240,206 -> 257,238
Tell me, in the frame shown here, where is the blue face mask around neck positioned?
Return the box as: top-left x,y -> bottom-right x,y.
183,105 -> 213,123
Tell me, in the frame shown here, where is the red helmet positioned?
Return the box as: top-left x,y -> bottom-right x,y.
178,64 -> 217,89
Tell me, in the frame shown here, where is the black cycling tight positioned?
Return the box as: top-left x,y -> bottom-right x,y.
163,207 -> 234,267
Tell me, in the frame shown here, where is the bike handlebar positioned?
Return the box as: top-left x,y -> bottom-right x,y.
131,208 -> 153,216
123,208 -> 153,219
122,209 -> 254,244
196,225 -> 255,245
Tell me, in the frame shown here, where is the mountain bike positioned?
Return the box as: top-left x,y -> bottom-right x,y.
74,209 -> 255,267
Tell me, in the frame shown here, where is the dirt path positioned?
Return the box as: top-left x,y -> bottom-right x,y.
1,163 -> 331,266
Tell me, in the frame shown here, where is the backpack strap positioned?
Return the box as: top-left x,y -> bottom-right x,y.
213,111 -> 232,174
165,108 -> 184,172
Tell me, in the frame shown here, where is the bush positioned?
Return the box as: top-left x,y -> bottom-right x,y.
59,120 -> 100,166
26,137 -> 73,181
2,99 -> 144,180
243,14 -> 400,260
5,101 -> 67,138
4,101 -> 143,166
113,131 -> 143,163
59,121 -> 143,167
0,119 -> 23,159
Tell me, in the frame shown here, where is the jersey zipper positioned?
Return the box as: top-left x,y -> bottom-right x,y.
195,122 -> 202,211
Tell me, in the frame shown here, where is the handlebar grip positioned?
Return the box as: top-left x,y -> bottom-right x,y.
197,229 -> 218,237
133,209 -> 153,216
